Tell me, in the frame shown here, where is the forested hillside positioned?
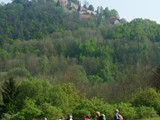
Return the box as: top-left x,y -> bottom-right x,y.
0,0 -> 160,120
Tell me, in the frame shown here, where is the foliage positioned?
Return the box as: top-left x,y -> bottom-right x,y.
0,79 -> 160,120
115,102 -> 136,120
129,88 -> 160,114
135,106 -> 158,119
40,103 -> 63,120
1,0 -> 160,119
73,99 -> 95,120
88,5 -> 94,11
0,77 -> 18,117
9,98 -> 42,120
73,97 -> 114,120
7,67 -> 31,78
152,65 -> 160,90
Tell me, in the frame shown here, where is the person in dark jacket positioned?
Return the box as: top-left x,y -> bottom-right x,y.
96,111 -> 105,120
66,114 -> 73,120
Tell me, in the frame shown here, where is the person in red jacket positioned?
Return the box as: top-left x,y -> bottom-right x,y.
84,115 -> 90,120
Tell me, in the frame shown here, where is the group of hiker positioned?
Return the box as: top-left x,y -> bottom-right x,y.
44,109 -> 123,120
96,109 -> 123,120
61,114 -> 73,120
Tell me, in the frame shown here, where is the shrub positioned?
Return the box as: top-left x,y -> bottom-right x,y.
72,99 -> 95,120
130,88 -> 160,115
135,106 -> 158,119
115,102 -> 136,120
2,98 -> 42,120
41,103 -> 63,120
103,103 -> 115,120
72,97 -> 114,120
90,97 -> 114,120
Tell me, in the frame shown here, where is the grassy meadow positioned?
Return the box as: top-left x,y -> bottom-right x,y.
141,117 -> 160,120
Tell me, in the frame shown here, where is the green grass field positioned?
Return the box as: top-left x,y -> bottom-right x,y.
141,117 -> 160,120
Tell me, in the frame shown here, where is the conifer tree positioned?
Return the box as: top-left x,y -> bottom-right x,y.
153,65 -> 160,91
0,77 -> 18,117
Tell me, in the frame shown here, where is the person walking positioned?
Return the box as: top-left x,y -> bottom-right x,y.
66,114 -> 73,120
84,115 -> 90,120
60,116 -> 65,120
114,109 -> 123,120
96,111 -> 106,120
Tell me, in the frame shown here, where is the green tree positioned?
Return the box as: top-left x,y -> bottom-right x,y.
88,5 -> 94,11
39,55 -> 49,75
152,65 -> 160,90
56,0 -> 61,7
12,0 -> 28,4
96,6 -> 103,28
7,98 -> 42,120
15,79 -> 53,107
129,88 -> 160,114
41,103 -> 63,120
72,98 -> 95,120
115,102 -> 136,120
68,0 -> 79,4
103,7 -> 119,22
0,49 -> 9,71
0,77 -> 18,117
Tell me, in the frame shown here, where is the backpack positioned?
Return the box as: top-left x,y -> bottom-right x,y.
118,114 -> 123,120
101,114 -> 106,120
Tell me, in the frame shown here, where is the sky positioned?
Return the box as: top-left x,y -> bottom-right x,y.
82,0 -> 160,24
0,0 -> 160,24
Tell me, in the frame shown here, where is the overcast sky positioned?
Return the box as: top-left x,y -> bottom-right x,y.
0,0 -> 160,24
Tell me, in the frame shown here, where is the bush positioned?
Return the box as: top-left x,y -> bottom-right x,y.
90,97 -> 115,120
115,102 -> 136,120
73,99 -> 95,120
135,106 -> 159,119
41,103 -> 63,120
130,88 -> 160,115
1,98 -> 42,120
103,103 -> 115,120
72,97 -> 114,120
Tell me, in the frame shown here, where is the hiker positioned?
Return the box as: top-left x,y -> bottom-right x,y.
84,115 -> 90,120
96,111 -> 106,120
60,116 -> 65,120
114,109 -> 123,120
66,114 -> 73,120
